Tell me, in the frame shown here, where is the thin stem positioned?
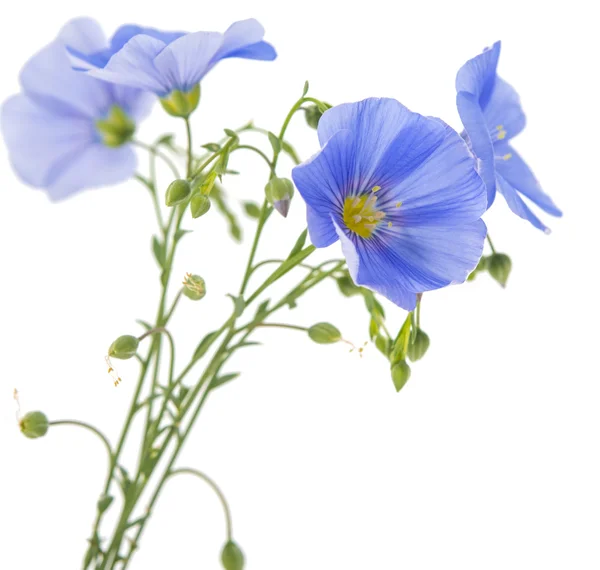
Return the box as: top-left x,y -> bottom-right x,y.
164,290 -> 183,323
233,145 -> 273,169
170,468 -> 234,540
416,298 -> 422,329
184,117 -> 193,179
137,327 -> 176,385
239,199 -> 271,296
48,420 -> 112,462
487,234 -> 497,254
134,174 -> 164,232
132,140 -> 180,180
245,322 -> 308,334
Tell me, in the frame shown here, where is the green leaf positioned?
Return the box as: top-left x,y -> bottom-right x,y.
126,516 -> 148,529
254,299 -> 270,320
375,334 -> 391,357
390,315 -> 412,365
202,142 -> 221,152
155,133 -> 175,146
210,372 -> 241,389
243,201 -> 261,219
97,494 -> 114,514
174,228 -> 192,242
212,185 -> 243,243
192,331 -> 220,362
302,80 -> 310,96
152,236 -> 165,268
160,269 -> 168,287
287,228 -> 308,259
136,319 -> 152,331
224,128 -> 238,139
282,140 -> 301,165
268,131 -> 281,154
227,294 -> 246,317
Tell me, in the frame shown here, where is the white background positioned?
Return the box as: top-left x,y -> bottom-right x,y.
1,1 -> 598,568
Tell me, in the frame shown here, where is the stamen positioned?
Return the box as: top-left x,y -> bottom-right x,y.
371,185 -> 381,193
387,221 -> 393,228
105,355 -> 123,387
396,201 -> 402,208
367,216 -> 375,222
352,215 -> 362,224
374,211 -> 385,220
502,153 -> 512,161
351,196 -> 362,208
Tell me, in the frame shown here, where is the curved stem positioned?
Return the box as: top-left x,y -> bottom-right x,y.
137,327 -> 176,385
170,468 -> 233,540
132,140 -> 180,180
49,420 -> 113,462
233,144 -> 273,169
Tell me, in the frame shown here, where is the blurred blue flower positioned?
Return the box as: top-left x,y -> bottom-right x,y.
292,98 -> 487,311
456,41 -> 562,232
68,19 -> 276,103
1,18 -> 153,201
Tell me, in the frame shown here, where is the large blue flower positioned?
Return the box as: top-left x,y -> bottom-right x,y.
67,19 -> 276,102
1,18 -> 153,201
292,98 -> 487,311
456,41 -> 562,232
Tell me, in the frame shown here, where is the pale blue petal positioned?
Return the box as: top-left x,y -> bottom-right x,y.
217,19 -> 266,58
1,94 -> 94,189
484,77 -> 526,140
109,25 -> 185,52
154,32 -> 224,92
47,144 -> 136,200
456,41 -> 501,108
456,91 -> 496,206
307,205 -> 338,247
20,39 -> 113,117
494,143 -> 561,217
378,122 -> 487,226
87,35 -> 169,94
58,17 -> 107,54
496,174 -> 550,232
224,41 -> 276,61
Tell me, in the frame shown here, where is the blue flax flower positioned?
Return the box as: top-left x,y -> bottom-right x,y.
1,18 -> 153,200
68,19 -> 276,115
292,98 -> 487,311
456,41 -> 562,232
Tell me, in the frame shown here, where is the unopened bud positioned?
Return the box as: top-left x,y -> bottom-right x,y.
391,360 -> 411,392
182,273 -> 206,300
336,274 -> 361,297
191,171 -> 218,196
20,411 -> 49,439
407,329 -> 430,362
488,253 -> 512,288
165,179 -> 191,206
308,322 -> 341,344
304,102 -> 332,129
160,84 -> 201,118
108,335 -> 139,360
191,194 -> 211,218
265,177 -> 294,218
221,541 -> 244,570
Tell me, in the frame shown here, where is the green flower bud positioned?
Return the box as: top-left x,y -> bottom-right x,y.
165,179 -> 191,206
190,194 -> 211,218
407,329 -> 430,362
160,84 -> 201,118
108,335 -> 139,360
304,102 -> 332,129
20,411 -> 49,439
221,541 -> 244,570
391,360 -> 411,392
265,177 -> 294,218
308,322 -> 341,344
336,274 -> 361,297
182,273 -> 206,300
488,253 -> 512,288
95,105 -> 135,147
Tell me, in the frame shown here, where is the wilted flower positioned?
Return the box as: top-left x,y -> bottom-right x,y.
1,18 -> 153,200
292,98 -> 487,311
456,41 -> 562,232
68,19 -> 276,116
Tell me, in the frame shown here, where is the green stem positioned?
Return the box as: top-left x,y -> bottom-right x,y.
169,468 -> 234,540
184,118 -> 193,179
234,145 -> 273,169
487,234 -> 497,254
48,420 -> 113,462
239,199 -> 271,296
245,322 -> 308,334
132,140 -> 180,180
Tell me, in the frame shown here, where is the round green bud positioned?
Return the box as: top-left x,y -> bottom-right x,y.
308,322 -> 342,344
182,273 -> 206,301
221,540 -> 245,570
488,253 -> 512,288
95,105 -> 135,147
20,411 -> 49,439
407,329 -> 430,362
190,194 -> 211,218
336,274 -> 361,297
265,177 -> 294,218
304,102 -> 332,129
165,179 -> 191,207
391,360 -> 411,392
108,335 -> 140,360
160,84 -> 201,118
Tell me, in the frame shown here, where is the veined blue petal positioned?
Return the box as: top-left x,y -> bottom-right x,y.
496,174 -> 550,232
380,122 -> 487,226
307,205 -> 338,247
484,77 -> 526,141
1,94 -> 94,189
86,35 -> 169,94
494,143 -> 562,217
456,91 -> 496,206
216,19 -> 275,60
154,32 -> 224,92
456,41 -> 501,109
47,144 -> 137,201
223,41 -> 277,61
109,25 -> 185,52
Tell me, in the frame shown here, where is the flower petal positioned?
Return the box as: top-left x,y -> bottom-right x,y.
153,32 -> 224,92
216,19 -> 276,60
380,121 -> 487,226
87,35 -> 169,94
455,41 -> 501,108
1,94 -> 94,189
484,77 -> 526,140
496,174 -> 551,232
456,91 -> 496,206
494,143 -> 562,217
58,17 -> 107,55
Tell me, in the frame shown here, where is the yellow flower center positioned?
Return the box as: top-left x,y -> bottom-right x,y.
343,190 -> 386,238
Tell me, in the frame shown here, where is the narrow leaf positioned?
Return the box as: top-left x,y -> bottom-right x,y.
287,228 -> 308,259
210,372 -> 241,389
268,131 -> 281,154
